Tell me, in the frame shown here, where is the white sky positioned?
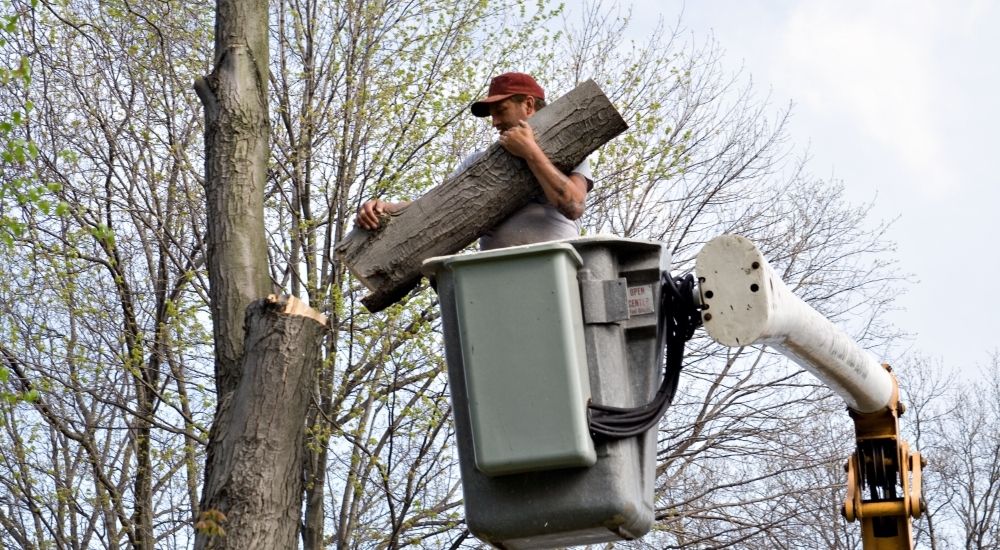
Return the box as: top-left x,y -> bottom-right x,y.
567,0 -> 998,375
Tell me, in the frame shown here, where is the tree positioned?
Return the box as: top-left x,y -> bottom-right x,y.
266,0 -> 568,546
898,354 -> 1000,550
191,0 -> 333,548
0,0 -> 212,547
534,6 -> 906,546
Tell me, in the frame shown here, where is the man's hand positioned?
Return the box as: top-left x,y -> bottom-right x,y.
356,199 -> 394,231
500,120 -> 589,220
498,120 -> 543,161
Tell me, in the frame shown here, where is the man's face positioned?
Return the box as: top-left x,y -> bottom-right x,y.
489,97 -> 534,133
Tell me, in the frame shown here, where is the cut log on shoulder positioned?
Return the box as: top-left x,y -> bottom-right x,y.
195,295 -> 326,550
335,79 -> 627,312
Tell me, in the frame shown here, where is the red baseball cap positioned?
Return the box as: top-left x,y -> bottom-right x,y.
470,72 -> 545,117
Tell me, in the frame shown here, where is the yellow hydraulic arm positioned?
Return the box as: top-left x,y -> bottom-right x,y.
843,364 -> 925,549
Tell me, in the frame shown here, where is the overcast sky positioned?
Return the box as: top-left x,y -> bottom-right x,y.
566,1 -> 997,375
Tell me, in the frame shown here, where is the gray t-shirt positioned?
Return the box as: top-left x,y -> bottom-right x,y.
451,150 -> 593,250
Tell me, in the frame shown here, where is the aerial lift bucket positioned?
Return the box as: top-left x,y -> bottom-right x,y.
422,236 -> 668,548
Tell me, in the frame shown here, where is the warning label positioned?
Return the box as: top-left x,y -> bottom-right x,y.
627,284 -> 655,316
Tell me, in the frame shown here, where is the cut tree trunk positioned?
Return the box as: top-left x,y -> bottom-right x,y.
194,295 -> 327,550
335,79 -> 627,312
196,0 -> 333,547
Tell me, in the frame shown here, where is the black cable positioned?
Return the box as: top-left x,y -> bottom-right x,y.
588,270 -> 701,440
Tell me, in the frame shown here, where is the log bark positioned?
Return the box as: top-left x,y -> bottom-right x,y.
334,79 -> 627,312
194,295 -> 327,550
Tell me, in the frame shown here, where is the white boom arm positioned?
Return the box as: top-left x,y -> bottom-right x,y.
695,234 -> 893,413
696,235 -> 924,549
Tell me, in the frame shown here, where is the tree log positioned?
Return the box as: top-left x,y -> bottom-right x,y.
195,295 -> 327,550
335,79 -> 627,312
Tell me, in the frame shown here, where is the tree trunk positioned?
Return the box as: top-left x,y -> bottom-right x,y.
301,435 -> 328,549
194,0 -> 324,547
194,0 -> 270,516
194,295 -> 326,549
195,0 -> 273,401
334,79 -> 627,312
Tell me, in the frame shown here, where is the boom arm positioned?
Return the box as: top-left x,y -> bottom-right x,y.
695,235 -> 924,549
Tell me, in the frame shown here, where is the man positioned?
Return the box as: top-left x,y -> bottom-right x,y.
355,72 -> 593,250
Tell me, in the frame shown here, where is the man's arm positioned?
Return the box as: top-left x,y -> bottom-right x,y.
500,120 -> 589,220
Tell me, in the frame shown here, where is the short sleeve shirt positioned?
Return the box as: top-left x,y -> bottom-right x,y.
451,151 -> 593,250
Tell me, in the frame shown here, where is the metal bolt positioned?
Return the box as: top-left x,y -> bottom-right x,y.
751,261 -> 760,269
704,313 -> 712,321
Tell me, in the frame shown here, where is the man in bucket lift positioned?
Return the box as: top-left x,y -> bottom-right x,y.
355,72 -> 594,250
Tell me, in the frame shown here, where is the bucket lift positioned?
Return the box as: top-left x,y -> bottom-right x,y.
424,237 -> 670,548
423,234 -> 923,549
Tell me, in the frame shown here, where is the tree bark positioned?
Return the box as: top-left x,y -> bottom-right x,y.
301,440 -> 328,549
194,295 -> 327,550
194,0 -> 321,547
334,79 -> 627,312
195,0 -> 273,401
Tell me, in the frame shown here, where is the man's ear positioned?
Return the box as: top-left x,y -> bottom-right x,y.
524,95 -> 536,116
